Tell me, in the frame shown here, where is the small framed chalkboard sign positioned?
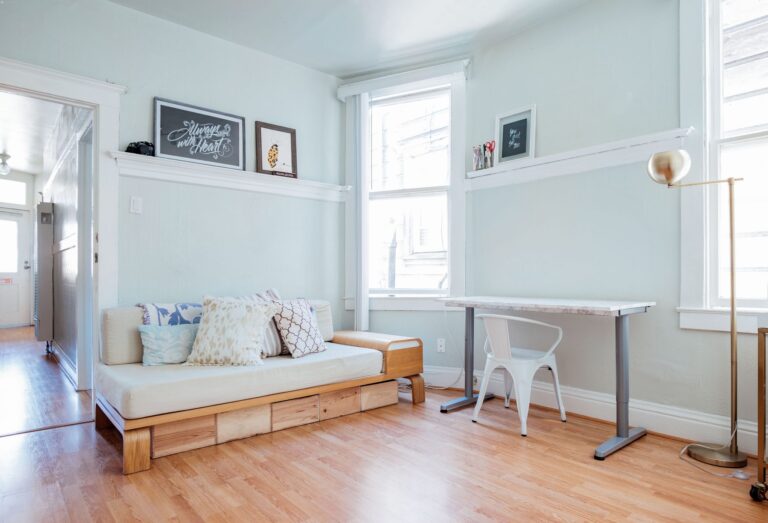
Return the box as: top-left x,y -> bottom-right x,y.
154,97 -> 246,170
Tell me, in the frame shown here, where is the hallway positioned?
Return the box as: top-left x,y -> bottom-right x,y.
0,327 -> 91,437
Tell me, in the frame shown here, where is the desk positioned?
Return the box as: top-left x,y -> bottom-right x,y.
439,296 -> 655,459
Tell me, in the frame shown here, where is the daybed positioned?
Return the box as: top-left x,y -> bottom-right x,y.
95,300 -> 424,474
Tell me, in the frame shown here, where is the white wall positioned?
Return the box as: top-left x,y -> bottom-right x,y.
373,0 -> 762,424
0,0 -> 347,320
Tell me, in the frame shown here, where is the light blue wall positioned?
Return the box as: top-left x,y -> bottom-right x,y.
373,0 -> 759,418
0,0 -> 346,318
118,177 -> 346,319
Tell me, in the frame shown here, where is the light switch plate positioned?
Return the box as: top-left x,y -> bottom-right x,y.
129,196 -> 143,214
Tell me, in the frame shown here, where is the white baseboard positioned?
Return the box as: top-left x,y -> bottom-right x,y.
50,343 -> 78,389
424,365 -> 764,456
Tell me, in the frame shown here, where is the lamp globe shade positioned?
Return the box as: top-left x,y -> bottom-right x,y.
647,150 -> 691,185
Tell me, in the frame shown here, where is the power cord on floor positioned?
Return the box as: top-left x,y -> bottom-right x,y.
678,429 -> 751,480
423,308 -> 466,390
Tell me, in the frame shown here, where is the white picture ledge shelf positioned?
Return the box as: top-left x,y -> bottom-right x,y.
111,151 -> 351,203
465,127 -> 694,191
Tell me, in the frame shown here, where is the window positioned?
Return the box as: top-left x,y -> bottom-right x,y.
711,0 -> 768,308
0,179 -> 26,206
367,87 -> 451,296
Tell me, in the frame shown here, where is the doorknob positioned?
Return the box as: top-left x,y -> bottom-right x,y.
23,261 -> 30,270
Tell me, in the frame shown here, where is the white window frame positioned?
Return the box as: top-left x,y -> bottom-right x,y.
678,0 -> 768,333
340,61 -> 467,312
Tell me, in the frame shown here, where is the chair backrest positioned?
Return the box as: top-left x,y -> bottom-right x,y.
481,315 -> 515,360
479,314 -> 563,359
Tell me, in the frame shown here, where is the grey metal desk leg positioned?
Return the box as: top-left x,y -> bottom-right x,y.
440,307 -> 494,413
594,314 -> 647,459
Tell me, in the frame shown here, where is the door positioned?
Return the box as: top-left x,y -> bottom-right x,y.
0,209 -> 32,327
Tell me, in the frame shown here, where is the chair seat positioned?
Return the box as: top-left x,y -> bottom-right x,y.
507,347 -> 549,361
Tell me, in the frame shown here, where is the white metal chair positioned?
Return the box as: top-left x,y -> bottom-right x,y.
472,314 -> 566,435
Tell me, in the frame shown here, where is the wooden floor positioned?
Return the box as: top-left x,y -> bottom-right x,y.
0,327 -> 92,437
0,389 -> 765,522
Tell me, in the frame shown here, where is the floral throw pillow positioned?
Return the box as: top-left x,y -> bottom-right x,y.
272,299 -> 326,358
140,302 -> 202,325
185,297 -> 279,366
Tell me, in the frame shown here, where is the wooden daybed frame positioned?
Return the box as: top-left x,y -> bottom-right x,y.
96,331 -> 425,474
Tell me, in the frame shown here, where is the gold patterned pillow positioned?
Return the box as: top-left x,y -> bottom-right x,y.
273,299 -> 326,358
185,297 -> 279,366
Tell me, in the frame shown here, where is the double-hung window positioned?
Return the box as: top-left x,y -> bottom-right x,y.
710,0 -> 768,308
340,61 -> 467,316
368,87 -> 451,296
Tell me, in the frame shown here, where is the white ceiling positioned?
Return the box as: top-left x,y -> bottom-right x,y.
109,0 -> 585,78
0,91 -> 65,175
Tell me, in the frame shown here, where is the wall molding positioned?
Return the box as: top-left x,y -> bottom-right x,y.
51,343 -> 79,390
465,127 -> 694,191
112,152 -> 350,203
423,365 -> 765,455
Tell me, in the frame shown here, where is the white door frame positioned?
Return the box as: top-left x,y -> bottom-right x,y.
0,56 -> 125,390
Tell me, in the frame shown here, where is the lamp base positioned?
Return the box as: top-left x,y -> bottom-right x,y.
687,442 -> 747,468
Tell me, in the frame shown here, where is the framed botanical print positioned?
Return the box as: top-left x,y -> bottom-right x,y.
154,98 -> 245,170
255,121 -> 297,178
494,105 -> 536,164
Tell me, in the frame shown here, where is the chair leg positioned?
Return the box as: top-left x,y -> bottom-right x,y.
510,371 -> 533,436
549,360 -> 567,422
472,360 -> 496,422
503,371 -> 513,408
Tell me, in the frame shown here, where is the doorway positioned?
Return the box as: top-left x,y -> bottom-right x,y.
0,90 -> 94,436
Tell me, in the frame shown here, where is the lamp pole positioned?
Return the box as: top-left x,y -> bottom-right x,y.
668,176 -> 746,467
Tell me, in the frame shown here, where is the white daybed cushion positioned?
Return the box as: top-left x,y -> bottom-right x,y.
96,343 -> 383,419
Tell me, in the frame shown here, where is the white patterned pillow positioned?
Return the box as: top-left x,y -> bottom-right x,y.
273,299 -> 326,358
185,297 -> 279,366
216,289 -> 283,358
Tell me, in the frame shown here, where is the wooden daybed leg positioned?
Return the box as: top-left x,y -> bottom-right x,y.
123,428 -> 151,474
94,402 -> 112,430
406,374 -> 425,404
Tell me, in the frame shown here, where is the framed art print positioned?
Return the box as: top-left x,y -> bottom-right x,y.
255,121 -> 297,178
154,98 -> 245,170
494,105 -> 536,164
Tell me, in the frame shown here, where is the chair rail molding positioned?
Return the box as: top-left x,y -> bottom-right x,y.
465,127 -> 694,191
112,152 -> 351,203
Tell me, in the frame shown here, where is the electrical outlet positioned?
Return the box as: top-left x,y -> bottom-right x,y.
473,376 -> 478,386
436,338 -> 446,353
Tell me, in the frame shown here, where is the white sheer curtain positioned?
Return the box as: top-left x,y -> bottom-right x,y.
344,93 -> 370,330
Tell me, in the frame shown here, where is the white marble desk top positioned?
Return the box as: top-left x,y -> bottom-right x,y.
439,296 -> 655,317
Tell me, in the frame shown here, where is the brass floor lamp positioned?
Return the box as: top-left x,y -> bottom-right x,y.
647,150 -> 747,468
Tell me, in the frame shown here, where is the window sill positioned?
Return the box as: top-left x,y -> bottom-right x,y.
344,296 -> 462,312
677,307 -> 768,334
